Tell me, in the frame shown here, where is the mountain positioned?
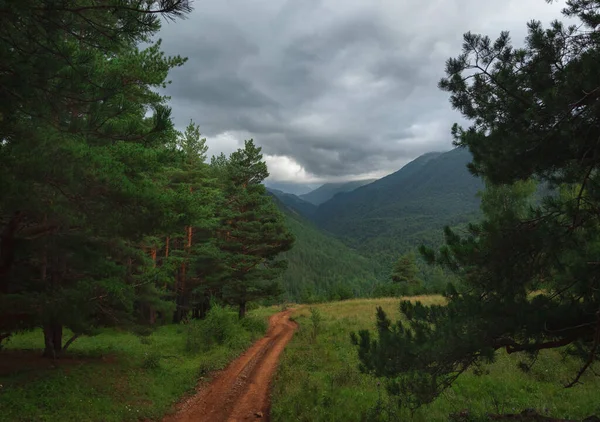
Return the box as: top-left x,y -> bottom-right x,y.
312,148 -> 483,266
263,181 -> 318,196
299,179 -> 377,205
266,188 -> 317,219
267,193 -> 384,302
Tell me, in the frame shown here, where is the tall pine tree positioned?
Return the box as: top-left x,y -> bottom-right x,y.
0,1 -> 194,355
209,141 -> 295,318
353,0 -> 600,410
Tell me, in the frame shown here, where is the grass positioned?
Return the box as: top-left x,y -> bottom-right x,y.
0,305 -> 277,422
271,296 -> 600,422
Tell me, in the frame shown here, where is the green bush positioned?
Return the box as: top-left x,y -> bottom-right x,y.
139,335 -> 153,345
309,307 -> 322,343
240,315 -> 268,336
246,301 -> 261,312
141,350 -> 161,369
185,304 -> 264,353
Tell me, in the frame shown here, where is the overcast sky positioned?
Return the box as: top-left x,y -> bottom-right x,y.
156,0 -> 566,185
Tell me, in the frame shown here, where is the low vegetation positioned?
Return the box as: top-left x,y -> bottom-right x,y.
0,305 -> 274,422
271,298 -> 600,422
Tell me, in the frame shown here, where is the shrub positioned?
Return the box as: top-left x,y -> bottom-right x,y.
141,351 -> 161,369
185,304 -> 255,353
240,315 -> 268,336
139,336 -> 153,345
309,307 -> 322,343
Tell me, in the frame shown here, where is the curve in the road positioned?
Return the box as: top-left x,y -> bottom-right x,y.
163,309 -> 297,422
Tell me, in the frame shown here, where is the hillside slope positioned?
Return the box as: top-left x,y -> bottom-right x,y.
299,179 -> 377,205
267,188 -> 317,218
313,148 -> 483,265
268,193 -> 383,302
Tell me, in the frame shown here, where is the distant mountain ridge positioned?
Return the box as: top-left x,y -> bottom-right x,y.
265,147 -> 484,297
299,179 -> 377,205
266,188 -> 317,218
312,147 -> 483,266
263,181 -> 319,196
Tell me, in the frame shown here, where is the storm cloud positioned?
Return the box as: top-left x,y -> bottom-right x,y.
156,0 -> 566,183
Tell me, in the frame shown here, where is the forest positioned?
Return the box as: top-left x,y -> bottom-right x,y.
2,0 -> 600,421
0,0 -> 295,356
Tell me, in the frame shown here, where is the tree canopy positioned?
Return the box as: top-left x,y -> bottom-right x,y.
353,0 -> 600,410
0,0 -> 294,357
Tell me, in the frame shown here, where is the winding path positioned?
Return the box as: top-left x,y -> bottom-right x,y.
163,309 -> 297,422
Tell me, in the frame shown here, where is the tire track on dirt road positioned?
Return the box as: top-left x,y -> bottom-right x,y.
163,309 -> 297,422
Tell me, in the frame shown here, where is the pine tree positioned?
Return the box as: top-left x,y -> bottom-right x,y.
0,1 -> 194,355
166,121 -> 220,322
210,140 -> 295,318
391,252 -> 420,285
353,0 -> 600,410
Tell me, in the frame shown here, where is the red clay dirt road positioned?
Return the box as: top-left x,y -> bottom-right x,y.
163,309 -> 297,422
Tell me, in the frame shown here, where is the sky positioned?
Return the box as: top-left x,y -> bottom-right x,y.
156,0 -> 566,188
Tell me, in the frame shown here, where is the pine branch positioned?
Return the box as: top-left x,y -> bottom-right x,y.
30,1 -> 193,21
565,310 -> 600,387
493,336 -> 576,354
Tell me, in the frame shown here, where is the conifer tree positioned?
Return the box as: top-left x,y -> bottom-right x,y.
353,0 -> 600,410
210,140 -> 295,318
0,1 -> 194,355
166,121 -> 219,322
390,252 -> 420,285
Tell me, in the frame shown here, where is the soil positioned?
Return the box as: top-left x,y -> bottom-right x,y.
163,309 -> 298,422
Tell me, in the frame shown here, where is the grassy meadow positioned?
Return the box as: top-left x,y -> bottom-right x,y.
271,297 -> 600,422
0,305 -> 276,422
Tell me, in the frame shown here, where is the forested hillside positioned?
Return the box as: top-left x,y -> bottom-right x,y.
299,179 -> 377,205
267,194 -> 384,302
313,148 -> 482,266
266,188 -> 317,219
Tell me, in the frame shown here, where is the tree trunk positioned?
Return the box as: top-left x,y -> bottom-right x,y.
150,247 -> 157,265
238,301 -> 247,319
162,236 -> 170,290
0,211 -> 23,294
149,247 -> 157,324
43,322 -> 63,358
199,294 -> 209,319
173,238 -> 179,293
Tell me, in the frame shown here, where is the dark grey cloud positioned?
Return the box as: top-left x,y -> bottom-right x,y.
168,75 -> 279,108
156,0 -> 566,182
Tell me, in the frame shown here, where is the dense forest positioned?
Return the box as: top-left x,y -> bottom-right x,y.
269,194 -> 385,302
270,176 -> 464,297
0,0 -> 295,355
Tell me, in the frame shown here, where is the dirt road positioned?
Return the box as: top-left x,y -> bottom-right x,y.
163,309 -> 297,422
